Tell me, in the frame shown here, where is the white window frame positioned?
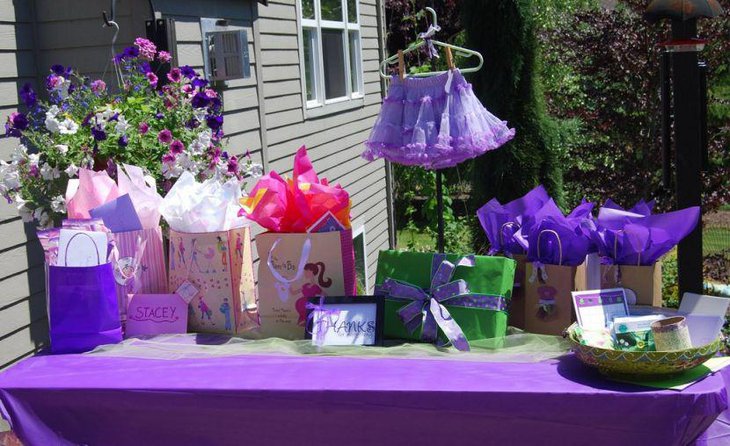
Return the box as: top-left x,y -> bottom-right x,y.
351,218 -> 370,293
297,0 -> 364,116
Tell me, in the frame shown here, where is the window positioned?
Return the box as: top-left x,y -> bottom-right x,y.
299,0 -> 363,109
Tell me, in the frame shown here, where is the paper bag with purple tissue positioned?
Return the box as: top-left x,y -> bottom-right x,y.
126,294 -> 188,337
162,172 -> 258,335
68,165 -> 168,324
43,225 -> 122,353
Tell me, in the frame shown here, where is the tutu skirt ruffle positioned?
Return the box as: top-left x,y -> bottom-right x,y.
363,70 -> 515,170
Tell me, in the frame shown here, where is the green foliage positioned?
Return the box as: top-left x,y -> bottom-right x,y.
662,251 -> 679,309
462,0 -> 565,253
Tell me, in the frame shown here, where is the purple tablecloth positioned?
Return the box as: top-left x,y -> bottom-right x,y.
0,352 -> 726,446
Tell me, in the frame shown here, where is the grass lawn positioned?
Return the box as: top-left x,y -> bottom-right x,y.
396,229 -> 435,251
704,227 -> 730,256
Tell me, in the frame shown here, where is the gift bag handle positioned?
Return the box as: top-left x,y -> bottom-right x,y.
536,229 -> 563,266
267,237 -> 312,284
499,222 -> 520,248
65,232 -> 103,266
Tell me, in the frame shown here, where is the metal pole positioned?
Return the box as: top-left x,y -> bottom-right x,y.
436,169 -> 445,253
670,19 -> 704,298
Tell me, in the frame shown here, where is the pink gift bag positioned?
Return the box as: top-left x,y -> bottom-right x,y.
112,227 -> 168,323
168,226 -> 258,334
253,229 -> 356,340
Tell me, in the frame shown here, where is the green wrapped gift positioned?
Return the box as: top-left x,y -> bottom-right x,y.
374,251 -> 516,349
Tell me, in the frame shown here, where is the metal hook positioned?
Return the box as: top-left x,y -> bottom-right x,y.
424,6 -> 438,29
102,0 -> 116,27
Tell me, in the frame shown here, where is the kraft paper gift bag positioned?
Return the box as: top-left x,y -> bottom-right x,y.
168,226 -> 258,335
524,263 -> 588,336
600,261 -> 662,307
374,250 -> 515,350
254,230 -> 356,340
509,254 -> 528,330
112,227 -> 168,324
47,263 -> 122,353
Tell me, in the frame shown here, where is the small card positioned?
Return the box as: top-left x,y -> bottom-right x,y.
307,211 -> 346,233
572,288 -> 629,331
612,315 -> 663,351
679,293 -> 730,347
57,229 -> 108,267
305,296 -> 384,346
175,280 -> 199,304
126,294 -> 188,337
89,194 -> 143,233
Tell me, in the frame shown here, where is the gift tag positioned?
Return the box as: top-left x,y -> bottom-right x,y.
176,280 -> 199,304
307,211 -> 345,233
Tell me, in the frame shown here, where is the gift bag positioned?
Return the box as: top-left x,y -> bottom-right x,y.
375,251 -> 515,350
168,226 -> 258,335
126,293 -> 188,337
524,263 -> 588,335
113,227 -> 168,323
254,230 -> 356,340
47,263 -> 122,353
600,261 -> 662,307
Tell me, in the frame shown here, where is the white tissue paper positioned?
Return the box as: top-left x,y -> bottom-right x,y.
160,171 -> 248,233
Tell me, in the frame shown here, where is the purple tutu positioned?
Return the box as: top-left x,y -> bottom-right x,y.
363,70 -> 515,170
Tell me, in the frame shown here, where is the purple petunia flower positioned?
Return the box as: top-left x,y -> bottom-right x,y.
92,126 -> 107,141
158,51 -> 172,63
139,62 -> 152,74
206,115 -> 223,131
81,112 -> 93,127
162,152 -> 176,164
190,92 -> 210,109
185,118 -> 200,129
134,37 -> 157,61
19,83 -> 36,107
124,46 -> 140,59
180,65 -> 196,79
139,122 -> 149,135
167,67 -> 182,83
90,79 -> 106,94
118,135 -> 129,147
227,156 -> 239,174
157,129 -> 172,144
170,139 -> 184,154
146,72 -> 159,89
5,112 -> 28,137
192,78 -> 208,89
50,64 -> 71,77
155,112 -> 165,120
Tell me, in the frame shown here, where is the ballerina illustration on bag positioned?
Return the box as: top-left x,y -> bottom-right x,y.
291,262 -> 333,326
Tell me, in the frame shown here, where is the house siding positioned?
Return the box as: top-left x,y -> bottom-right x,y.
0,0 -> 390,368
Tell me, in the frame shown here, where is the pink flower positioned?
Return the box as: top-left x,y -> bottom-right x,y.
90,79 -> 106,94
157,129 -> 172,144
134,37 -> 157,61
170,139 -> 185,154
146,72 -> 158,88
162,152 -> 176,163
204,89 -> 218,99
138,122 -> 149,135
181,84 -> 194,95
167,67 -> 182,83
157,51 -> 172,63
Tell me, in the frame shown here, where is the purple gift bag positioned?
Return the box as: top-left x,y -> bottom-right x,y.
47,263 -> 122,353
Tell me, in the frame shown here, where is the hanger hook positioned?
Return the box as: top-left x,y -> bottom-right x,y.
424,6 -> 438,29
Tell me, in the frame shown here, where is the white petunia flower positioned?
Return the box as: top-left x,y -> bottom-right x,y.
45,116 -> 60,133
193,108 -> 207,123
0,161 -> 20,193
115,115 -> 130,134
9,144 -> 27,163
46,105 -> 60,119
55,144 -> 69,155
197,129 -> 212,147
50,195 -> 66,213
57,118 -> 78,135
14,195 -> 33,223
65,162 -> 79,178
33,207 -> 50,227
40,163 -> 60,180
27,153 -> 40,167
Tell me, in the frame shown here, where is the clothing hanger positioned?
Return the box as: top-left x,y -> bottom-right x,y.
379,7 -> 483,79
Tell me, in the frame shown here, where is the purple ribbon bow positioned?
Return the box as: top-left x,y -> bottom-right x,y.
418,24 -> 441,60
306,296 -> 341,347
376,255 -> 508,352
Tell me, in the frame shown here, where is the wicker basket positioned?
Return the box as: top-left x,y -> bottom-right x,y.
566,322 -> 722,378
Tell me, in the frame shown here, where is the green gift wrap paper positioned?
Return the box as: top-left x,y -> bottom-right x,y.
375,250 -> 516,343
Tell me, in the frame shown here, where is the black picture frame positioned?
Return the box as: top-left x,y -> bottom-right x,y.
304,296 -> 385,346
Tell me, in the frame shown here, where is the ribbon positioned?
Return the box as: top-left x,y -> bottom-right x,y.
418,24 -> 441,60
306,296 -> 341,347
375,255 -> 508,352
